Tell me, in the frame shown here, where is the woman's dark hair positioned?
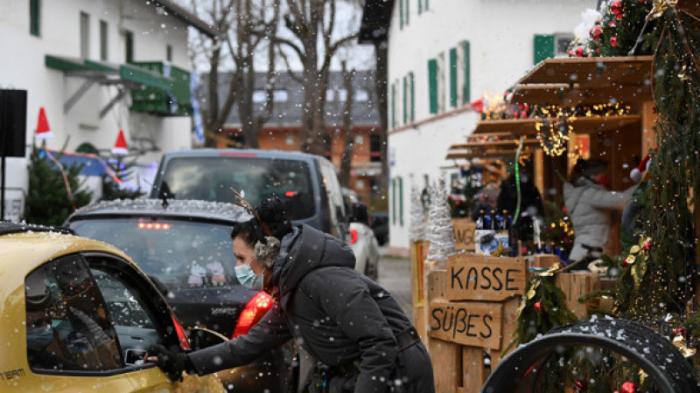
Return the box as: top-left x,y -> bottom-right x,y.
569,158 -> 608,184
231,194 -> 292,244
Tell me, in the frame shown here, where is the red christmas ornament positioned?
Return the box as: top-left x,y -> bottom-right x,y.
590,25 -> 602,40
673,327 -> 687,337
574,379 -> 587,391
611,0 -> 623,14
609,19 -> 618,28
575,47 -> 585,57
620,381 -> 636,393
616,12 -> 624,20
533,301 -> 542,312
610,36 -> 619,47
642,239 -> 652,251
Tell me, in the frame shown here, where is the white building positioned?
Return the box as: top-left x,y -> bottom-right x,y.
360,0 -> 596,255
0,0 -> 216,221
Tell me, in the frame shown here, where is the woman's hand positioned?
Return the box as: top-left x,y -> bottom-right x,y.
147,344 -> 194,382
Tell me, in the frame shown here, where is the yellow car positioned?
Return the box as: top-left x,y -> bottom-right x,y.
0,223 -> 225,393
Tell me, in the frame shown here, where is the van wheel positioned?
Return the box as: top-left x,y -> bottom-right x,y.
364,260 -> 378,281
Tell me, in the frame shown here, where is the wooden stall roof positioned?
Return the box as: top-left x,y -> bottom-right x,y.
450,139 -> 539,150
446,148 -> 535,160
511,56 -> 653,105
473,114 -> 640,136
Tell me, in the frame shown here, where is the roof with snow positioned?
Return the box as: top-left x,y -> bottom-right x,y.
70,199 -> 253,224
202,70 -> 381,128
150,0 -> 220,38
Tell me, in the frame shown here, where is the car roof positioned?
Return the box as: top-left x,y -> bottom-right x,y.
0,230 -> 135,293
69,198 -> 253,224
161,148 -> 322,162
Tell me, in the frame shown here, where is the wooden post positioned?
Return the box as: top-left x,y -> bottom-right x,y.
641,100 -> 657,156
460,347 -> 486,393
411,240 -> 429,341
534,149 -> 545,196
556,271 -> 601,319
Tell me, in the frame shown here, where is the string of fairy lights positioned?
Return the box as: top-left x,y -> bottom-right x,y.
533,102 -> 631,157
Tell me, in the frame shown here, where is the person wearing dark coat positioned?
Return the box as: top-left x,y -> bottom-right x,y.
149,197 -> 434,393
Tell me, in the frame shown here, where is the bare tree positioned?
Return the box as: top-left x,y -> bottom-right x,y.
189,0 -> 279,147
271,0 -> 360,155
338,60 -> 355,187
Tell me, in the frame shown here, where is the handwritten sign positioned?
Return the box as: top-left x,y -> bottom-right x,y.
452,218 -> 476,251
446,254 -> 526,302
428,300 -> 503,350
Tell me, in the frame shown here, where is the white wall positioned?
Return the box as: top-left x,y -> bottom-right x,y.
387,0 -> 596,252
0,0 -> 193,220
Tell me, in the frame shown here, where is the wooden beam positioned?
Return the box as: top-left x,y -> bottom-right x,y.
512,83 -> 653,106
517,56 -> 653,86
473,115 -> 641,136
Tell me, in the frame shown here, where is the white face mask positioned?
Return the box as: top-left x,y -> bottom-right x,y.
234,264 -> 264,290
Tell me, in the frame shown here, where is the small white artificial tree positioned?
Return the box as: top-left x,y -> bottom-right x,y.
426,179 -> 456,267
409,185 -> 427,242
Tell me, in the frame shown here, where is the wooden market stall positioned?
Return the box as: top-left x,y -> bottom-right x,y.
415,56 -> 663,393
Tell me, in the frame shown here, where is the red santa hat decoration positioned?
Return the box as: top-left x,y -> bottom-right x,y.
630,154 -> 651,183
35,106 -> 54,140
112,129 -> 129,155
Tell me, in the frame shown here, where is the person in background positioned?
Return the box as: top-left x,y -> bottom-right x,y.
497,161 -> 544,242
564,159 -> 636,266
149,196 -> 434,393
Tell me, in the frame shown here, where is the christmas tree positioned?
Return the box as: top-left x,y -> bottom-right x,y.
409,186 -> 427,241
426,179 -> 456,266
24,147 -> 92,226
101,157 -> 144,201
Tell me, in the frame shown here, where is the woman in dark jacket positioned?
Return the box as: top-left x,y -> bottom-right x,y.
149,197 -> 434,393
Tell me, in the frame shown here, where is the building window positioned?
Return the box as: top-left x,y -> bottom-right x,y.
370,133 -> 382,163
355,89 -> 369,102
460,40 -> 471,104
253,89 -> 289,103
166,44 -> 173,62
100,20 -> 108,61
391,179 -> 397,225
354,135 -> 364,145
390,81 -> 397,128
399,0 -> 409,29
418,0 -> 429,14
398,176 -> 404,226
326,89 -> 335,102
428,58 -> 438,114
80,12 -> 90,58
29,0 -> 40,37
337,89 -> 348,102
533,34 -> 555,64
449,47 -> 458,108
555,33 -> 575,57
402,75 -> 408,124
428,54 -> 446,115
124,30 -> 134,63
409,72 -> 415,122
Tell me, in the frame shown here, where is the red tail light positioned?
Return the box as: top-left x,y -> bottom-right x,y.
232,291 -> 274,338
350,228 -> 359,245
171,314 -> 191,350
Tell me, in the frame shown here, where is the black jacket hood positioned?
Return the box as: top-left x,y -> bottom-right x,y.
271,224 -> 355,305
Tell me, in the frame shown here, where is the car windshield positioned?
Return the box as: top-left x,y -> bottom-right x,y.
159,156 -> 315,220
70,218 -> 237,290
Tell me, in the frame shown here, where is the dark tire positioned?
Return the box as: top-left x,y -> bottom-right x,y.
482,318 -> 699,393
364,259 -> 378,281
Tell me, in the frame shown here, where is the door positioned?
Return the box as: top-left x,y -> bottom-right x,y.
85,253 -> 224,393
23,253 -> 222,393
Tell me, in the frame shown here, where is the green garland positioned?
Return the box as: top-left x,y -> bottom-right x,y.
624,5 -> 700,321
509,270 -> 578,350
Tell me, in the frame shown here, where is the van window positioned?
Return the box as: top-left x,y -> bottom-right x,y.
160,156 -> 315,220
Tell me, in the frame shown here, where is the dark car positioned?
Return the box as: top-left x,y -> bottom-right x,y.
149,149 -> 347,239
370,212 -> 389,246
66,199 -> 287,393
